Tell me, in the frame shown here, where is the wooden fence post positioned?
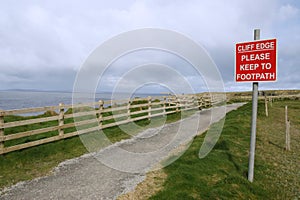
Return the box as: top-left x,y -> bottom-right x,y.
286,120 -> 291,151
192,96 -> 195,110
148,96 -> 152,120
199,97 -> 203,110
285,105 -> 291,151
265,95 -> 268,117
163,97 -> 166,116
98,100 -> 104,128
176,96 -> 180,113
0,110 -> 4,154
127,99 -> 131,120
58,103 -> 64,138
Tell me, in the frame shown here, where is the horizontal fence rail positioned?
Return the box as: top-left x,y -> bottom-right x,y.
0,94 -> 218,155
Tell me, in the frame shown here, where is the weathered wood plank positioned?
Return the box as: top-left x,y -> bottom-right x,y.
164,110 -> 177,115
4,126 -> 59,141
2,135 -> 61,154
102,112 -> 129,121
2,106 -> 59,115
102,105 -> 128,113
3,116 -> 58,128
73,118 -> 99,127
60,123 -> 75,129
63,126 -> 100,139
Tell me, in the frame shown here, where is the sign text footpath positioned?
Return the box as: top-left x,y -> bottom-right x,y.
235,39 -> 277,82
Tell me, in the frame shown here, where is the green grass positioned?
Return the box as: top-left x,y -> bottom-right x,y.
150,100 -> 300,199
256,99 -> 300,199
0,107 -> 196,190
0,136 -> 86,188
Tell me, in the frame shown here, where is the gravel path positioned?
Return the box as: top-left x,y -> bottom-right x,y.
0,103 -> 245,200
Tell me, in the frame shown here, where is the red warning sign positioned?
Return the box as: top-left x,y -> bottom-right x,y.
235,38 -> 277,82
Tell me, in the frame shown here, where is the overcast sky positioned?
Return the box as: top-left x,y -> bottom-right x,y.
0,0 -> 299,93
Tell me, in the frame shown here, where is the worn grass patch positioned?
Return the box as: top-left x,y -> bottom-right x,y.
118,169 -> 167,200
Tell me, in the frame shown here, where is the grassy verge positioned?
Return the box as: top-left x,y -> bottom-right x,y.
149,100 -> 299,199
0,108 -> 196,190
256,100 -> 300,198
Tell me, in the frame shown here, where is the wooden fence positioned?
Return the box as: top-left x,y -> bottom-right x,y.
0,95 -> 214,155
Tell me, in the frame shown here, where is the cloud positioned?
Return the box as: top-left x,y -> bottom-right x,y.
278,4 -> 299,21
0,0 -> 299,92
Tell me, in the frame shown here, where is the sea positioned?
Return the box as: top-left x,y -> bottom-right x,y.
0,91 -> 163,111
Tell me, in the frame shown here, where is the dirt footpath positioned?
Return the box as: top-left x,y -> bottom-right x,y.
0,103 -> 245,200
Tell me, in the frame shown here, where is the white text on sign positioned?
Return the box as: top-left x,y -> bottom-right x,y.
237,41 -> 275,52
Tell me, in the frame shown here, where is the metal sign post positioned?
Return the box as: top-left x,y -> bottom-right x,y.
248,29 -> 260,182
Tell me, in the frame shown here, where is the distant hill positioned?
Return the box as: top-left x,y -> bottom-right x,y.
1,89 -> 72,93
